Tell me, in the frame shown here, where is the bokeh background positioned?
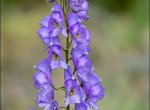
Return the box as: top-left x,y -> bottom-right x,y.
1,0 -> 149,110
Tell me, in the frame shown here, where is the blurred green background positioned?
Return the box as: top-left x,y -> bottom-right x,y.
1,0 -> 149,110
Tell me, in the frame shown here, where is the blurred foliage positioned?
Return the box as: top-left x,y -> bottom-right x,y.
1,0 -> 149,110
2,0 -> 148,12
91,0 -> 136,12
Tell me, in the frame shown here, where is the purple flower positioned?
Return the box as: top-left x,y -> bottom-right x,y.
71,48 -> 93,81
33,71 -> 51,89
84,83 -> 105,110
33,59 -> 52,89
34,59 -> 51,77
48,4 -> 67,37
36,88 -> 60,110
40,15 -> 51,28
48,45 -> 67,69
81,73 -> 104,110
68,0 -> 89,21
71,48 -> 85,65
37,26 -> 51,45
68,13 -> 91,53
38,15 -> 52,45
78,72 -> 101,87
37,4 -> 67,45
64,66 -> 85,107
76,55 -> 93,80
37,88 -> 54,107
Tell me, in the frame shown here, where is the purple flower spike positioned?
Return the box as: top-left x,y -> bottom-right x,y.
33,0 -> 105,109
48,45 -> 67,69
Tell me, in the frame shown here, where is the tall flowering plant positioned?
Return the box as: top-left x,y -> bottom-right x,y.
33,0 -> 105,110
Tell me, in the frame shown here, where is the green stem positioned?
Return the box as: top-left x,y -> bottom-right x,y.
65,29 -> 69,64
62,0 -> 70,109
73,67 -> 76,75
60,106 -> 66,109
66,105 -> 70,110
62,48 -> 69,52
51,84 -> 65,91
65,7 -> 70,110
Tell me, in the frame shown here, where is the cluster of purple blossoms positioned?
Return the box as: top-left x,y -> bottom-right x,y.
33,0 -> 104,110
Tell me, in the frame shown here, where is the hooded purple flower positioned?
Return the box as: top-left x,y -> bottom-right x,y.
68,13 -> 91,53
48,45 -> 67,69
38,15 -> 52,45
68,0 -> 89,21
36,88 -> 60,110
71,48 -> 93,81
34,59 -> 51,77
75,72 -> 104,110
76,55 -> 93,80
38,26 -> 51,45
33,59 -> 52,89
71,48 -> 85,65
37,4 -> 67,45
84,83 -> 105,110
78,72 -> 102,87
64,66 -> 85,107
33,71 -> 51,89
48,4 -> 67,37
81,73 -> 105,110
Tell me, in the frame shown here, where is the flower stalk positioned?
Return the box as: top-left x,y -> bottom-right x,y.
63,1 -> 70,109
